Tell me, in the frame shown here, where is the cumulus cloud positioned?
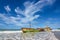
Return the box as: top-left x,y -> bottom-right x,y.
0,0 -> 55,27
4,5 -> 11,12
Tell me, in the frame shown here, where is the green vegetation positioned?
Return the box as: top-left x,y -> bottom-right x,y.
23,29 -> 40,33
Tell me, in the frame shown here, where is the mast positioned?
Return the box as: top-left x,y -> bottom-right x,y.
29,21 -> 31,28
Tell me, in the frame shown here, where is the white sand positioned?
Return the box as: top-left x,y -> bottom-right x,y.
0,30 -> 59,40
0,30 -> 22,33
52,30 -> 60,31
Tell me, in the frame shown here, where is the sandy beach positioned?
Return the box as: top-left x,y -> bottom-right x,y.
0,30 -> 60,40
52,30 -> 60,40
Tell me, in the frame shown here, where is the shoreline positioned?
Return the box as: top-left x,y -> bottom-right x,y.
0,30 -> 60,33
0,30 -> 22,33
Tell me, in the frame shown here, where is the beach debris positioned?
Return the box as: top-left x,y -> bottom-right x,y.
22,26 -> 52,33
44,26 -> 52,32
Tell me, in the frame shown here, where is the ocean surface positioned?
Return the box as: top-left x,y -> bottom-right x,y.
0,29 -> 20,31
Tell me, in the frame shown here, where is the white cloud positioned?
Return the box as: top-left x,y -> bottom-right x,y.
4,5 -> 11,12
40,0 -> 55,5
47,0 -> 56,5
15,0 -> 55,23
24,1 -> 34,8
0,13 -> 30,27
0,0 -> 56,27
15,7 -> 24,15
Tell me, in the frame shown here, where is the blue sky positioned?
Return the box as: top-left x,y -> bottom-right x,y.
0,0 -> 60,29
